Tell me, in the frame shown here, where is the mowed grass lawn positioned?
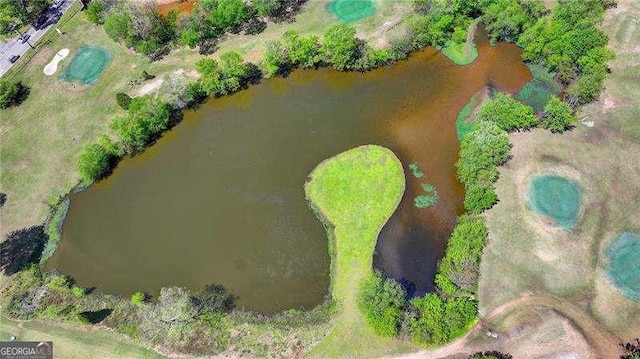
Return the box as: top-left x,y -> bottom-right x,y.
0,14 -> 148,238
0,317 -> 166,359
0,0 -> 412,240
304,145 -> 418,358
479,0 -> 640,344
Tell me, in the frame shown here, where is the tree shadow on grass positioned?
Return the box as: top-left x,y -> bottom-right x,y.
0,226 -> 47,275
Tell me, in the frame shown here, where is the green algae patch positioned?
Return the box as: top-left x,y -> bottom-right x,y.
61,46 -> 111,85
605,232 -> 640,301
529,175 -> 580,230
326,0 -> 375,23
515,63 -> 562,112
455,91 -> 485,141
442,40 -> 478,66
305,145 -> 415,357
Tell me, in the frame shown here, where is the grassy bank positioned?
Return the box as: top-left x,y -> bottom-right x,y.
304,145 -> 417,357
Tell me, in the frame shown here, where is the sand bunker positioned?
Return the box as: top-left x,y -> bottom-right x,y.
60,46 -> 111,85
605,232 -> 640,300
529,175 -> 580,230
326,0 -> 375,23
43,48 -> 70,76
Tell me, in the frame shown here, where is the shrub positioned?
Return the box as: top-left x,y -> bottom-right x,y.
469,351 -> 513,359
115,92 -> 132,110
542,95 -> 577,133
71,286 -> 86,298
357,271 -> 406,336
0,80 -> 28,109
46,274 -> 69,289
131,292 -> 146,305
476,93 -> 538,131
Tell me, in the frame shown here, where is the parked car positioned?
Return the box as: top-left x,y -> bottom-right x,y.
53,0 -> 65,9
9,55 -> 20,63
19,34 -> 30,44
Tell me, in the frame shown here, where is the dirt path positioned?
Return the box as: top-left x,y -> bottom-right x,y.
392,294 -> 623,359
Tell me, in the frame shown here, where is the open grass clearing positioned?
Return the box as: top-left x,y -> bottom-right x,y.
0,317 -> 166,359
304,145 -> 418,358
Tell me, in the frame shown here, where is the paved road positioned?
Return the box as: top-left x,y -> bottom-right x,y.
0,0 -> 76,77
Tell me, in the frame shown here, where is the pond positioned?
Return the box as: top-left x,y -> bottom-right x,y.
46,34 -> 531,312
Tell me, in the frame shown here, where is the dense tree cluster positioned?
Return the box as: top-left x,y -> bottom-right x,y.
357,270 -> 406,337
518,0 -> 615,105
110,95 -> 171,152
0,0 -> 50,33
475,92 -> 538,132
456,119 -> 510,213
103,1 -> 177,55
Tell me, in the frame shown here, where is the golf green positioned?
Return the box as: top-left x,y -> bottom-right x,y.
529,175 -> 580,230
60,46 -> 111,85
326,0 -> 375,23
605,232 -> 640,301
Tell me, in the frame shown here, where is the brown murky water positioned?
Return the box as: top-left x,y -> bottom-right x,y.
46,37 -> 530,312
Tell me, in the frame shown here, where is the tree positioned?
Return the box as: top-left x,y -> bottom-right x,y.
282,30 -> 322,68
323,23 -> 360,71
482,0 -> 543,44
542,95 -> 576,133
252,0 -> 281,17
77,140 -> 116,182
0,79 -> 28,109
264,40 -> 290,76
357,271 -> 406,336
156,287 -> 199,324
196,52 -> 251,96
201,0 -> 251,31
85,0 -> 106,25
476,93 -> 538,132
435,214 -> 487,297
193,284 -> 236,312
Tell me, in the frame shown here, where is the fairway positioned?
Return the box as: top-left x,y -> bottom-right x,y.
326,0 -> 375,22
60,46 -> 111,85
529,175 -> 580,230
605,232 -> 640,300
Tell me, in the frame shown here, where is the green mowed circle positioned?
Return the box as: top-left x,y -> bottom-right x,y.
326,0 -> 375,23
61,46 -> 111,85
529,175 -> 580,230
605,232 -> 640,300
